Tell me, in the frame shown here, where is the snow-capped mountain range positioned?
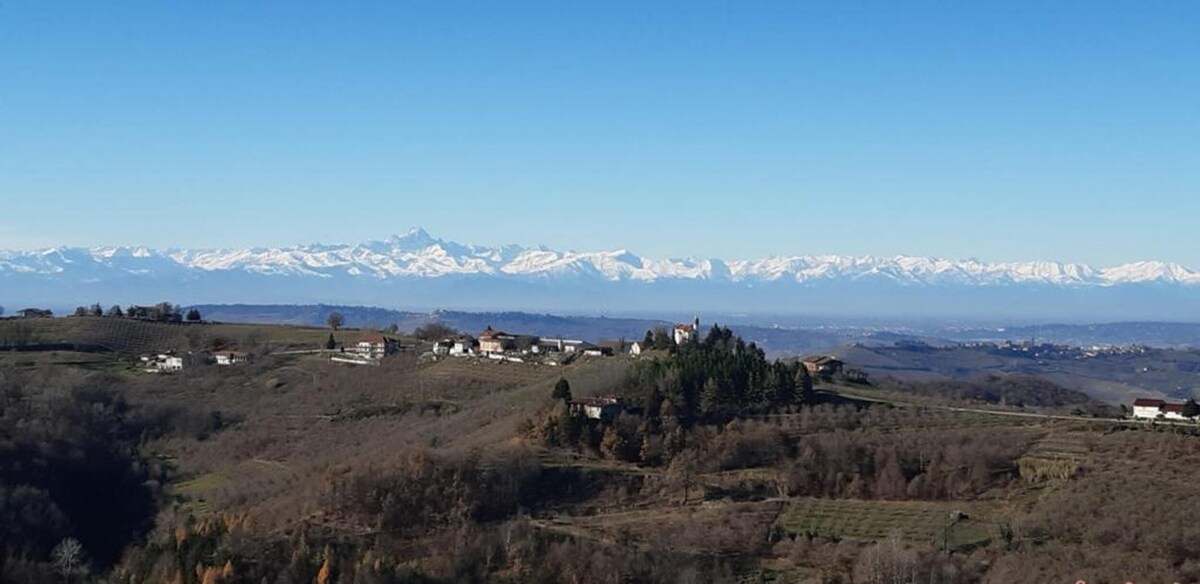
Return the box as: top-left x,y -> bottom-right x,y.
3,228 -> 1199,320
2,227 -> 1198,287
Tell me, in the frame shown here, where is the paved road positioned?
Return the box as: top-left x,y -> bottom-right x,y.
825,388 -> 1190,427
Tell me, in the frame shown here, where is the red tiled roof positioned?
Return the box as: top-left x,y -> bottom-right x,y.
674,324 -> 695,331
1164,403 -> 1186,413
360,332 -> 392,344
1133,398 -> 1166,407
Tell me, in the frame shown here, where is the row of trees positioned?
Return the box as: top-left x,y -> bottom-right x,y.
69,301 -> 202,322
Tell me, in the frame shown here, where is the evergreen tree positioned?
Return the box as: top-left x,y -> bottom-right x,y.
325,333 -> 337,351
652,327 -> 672,350
796,365 -> 815,404
699,378 -> 721,414
186,308 -> 202,322
643,329 -> 654,348
552,377 -> 572,402
1185,398 -> 1200,419
107,305 -> 123,317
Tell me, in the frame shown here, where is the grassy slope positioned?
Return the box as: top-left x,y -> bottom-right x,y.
12,318 -> 1191,581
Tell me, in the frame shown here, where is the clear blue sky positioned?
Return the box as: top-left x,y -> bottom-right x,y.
1,1 -> 1197,265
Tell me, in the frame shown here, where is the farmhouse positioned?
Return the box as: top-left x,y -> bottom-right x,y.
432,339 -> 455,356
532,338 -> 592,354
451,335 -> 479,356
802,355 -> 844,377
1131,397 -> 1195,421
674,317 -> 701,344
213,350 -> 250,366
629,341 -> 644,356
141,353 -> 184,373
567,397 -> 623,421
353,332 -> 398,360
15,308 -> 53,319
582,343 -> 612,357
479,326 -> 518,354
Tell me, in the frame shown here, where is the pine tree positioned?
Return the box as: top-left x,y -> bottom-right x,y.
552,377 -> 572,401
796,366 -> 815,404
699,378 -> 721,414
1185,398 -> 1200,419
325,333 -> 337,351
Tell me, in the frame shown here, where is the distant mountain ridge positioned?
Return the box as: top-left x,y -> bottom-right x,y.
4,228 -> 1200,320
4,227 -> 1198,286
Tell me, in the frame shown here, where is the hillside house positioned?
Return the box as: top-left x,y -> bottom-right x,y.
16,308 -> 52,318
354,333 -> 398,359
432,339 -> 455,356
567,397 -> 623,421
1132,398 -> 1192,421
213,350 -> 250,366
531,338 -> 596,354
479,326 -> 518,354
674,317 -> 701,344
583,343 -> 613,357
533,338 -> 565,354
141,353 -> 184,373
630,341 -> 644,356
802,355 -> 844,377
451,336 -> 478,356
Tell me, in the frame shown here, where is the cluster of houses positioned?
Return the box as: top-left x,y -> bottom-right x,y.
430,323 -> 702,361
1131,398 -> 1198,421
140,349 -> 250,373
329,332 -> 401,366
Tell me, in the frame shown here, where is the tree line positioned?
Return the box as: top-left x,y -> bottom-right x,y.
69,301 -> 202,322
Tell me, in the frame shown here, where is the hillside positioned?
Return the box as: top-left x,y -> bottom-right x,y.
834,343 -> 1200,404
6,320 -> 1200,582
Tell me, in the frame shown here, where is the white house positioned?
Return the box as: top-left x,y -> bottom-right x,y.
353,333 -> 398,360
1132,398 -> 1165,419
629,341 -> 643,356
674,317 -> 700,344
432,340 -> 454,356
1132,398 -> 1194,421
567,397 -> 623,421
141,353 -> 184,373
532,338 -> 591,354
213,350 -> 249,366
451,336 -> 478,356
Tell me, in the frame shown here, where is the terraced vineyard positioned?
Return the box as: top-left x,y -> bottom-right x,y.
1017,431 -> 1094,482
779,497 -> 1003,550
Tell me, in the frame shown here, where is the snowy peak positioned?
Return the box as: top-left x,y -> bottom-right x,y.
1,230 -> 1198,288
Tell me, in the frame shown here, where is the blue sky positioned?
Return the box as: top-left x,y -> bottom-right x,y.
1,1 -> 1197,265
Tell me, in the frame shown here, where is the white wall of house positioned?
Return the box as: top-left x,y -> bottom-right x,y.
1132,405 -> 1161,419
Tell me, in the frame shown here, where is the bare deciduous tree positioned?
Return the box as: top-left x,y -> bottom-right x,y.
51,537 -> 87,584
326,312 -> 345,331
